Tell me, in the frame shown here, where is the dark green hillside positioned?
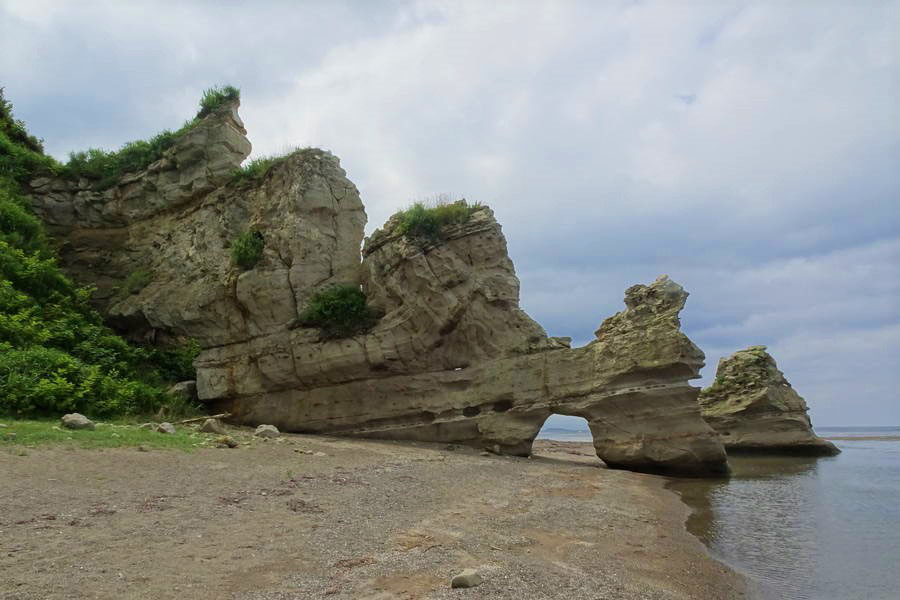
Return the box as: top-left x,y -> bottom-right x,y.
0,88 -> 197,418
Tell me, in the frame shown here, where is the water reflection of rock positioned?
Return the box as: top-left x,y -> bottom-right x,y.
669,455 -> 824,548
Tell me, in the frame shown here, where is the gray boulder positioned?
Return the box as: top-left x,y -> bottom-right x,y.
155,422 -> 177,435
61,413 -> 95,430
450,569 -> 483,589
254,424 -> 280,438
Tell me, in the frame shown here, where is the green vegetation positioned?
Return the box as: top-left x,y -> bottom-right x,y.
230,229 -> 265,270
0,89 -> 197,420
299,284 -> 381,339
60,85 -> 240,190
395,199 -> 481,244
112,268 -> 153,302
197,85 -> 240,119
0,418 -> 206,451
231,155 -> 281,182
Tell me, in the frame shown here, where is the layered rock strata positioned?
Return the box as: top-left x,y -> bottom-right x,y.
29,101 -> 728,476
699,346 -> 839,456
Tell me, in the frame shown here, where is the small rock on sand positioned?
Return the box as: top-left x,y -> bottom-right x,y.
199,418 -> 226,434
61,413 -> 95,430
451,568 -> 483,588
255,424 -> 280,438
155,422 -> 176,435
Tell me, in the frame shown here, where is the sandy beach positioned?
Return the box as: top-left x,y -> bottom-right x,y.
1,435 -> 749,599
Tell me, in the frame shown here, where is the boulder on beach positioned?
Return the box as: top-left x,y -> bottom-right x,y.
61,413 -> 95,430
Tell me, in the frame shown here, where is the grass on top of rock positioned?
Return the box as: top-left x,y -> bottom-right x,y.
196,85 -> 240,119
0,88 -> 200,420
395,199 -> 482,244
60,85 -> 240,190
230,229 -> 265,270
299,284 -> 381,339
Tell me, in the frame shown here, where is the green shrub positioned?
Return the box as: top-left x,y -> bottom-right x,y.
0,87 -> 44,154
230,229 -> 265,270
395,199 -> 481,243
232,156 -> 279,183
197,85 -> 240,119
145,338 -> 201,382
299,284 -> 380,339
0,89 -> 195,419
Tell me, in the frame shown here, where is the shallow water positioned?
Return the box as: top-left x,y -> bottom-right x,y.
667,427 -> 900,600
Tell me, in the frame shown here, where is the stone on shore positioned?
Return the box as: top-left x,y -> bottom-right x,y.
61,413 -> 95,430
699,346 -> 839,456
450,568 -> 483,588
199,418 -> 226,434
155,422 -> 177,435
255,424 -> 280,438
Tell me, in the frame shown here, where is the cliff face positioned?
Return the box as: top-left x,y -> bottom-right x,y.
699,346 -> 839,456
28,102 -> 728,476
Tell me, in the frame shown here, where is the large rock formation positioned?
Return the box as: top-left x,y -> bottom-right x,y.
28,100 -> 728,476
699,346 -> 839,456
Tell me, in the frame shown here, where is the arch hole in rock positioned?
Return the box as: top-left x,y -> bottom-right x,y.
462,406 -> 481,417
536,414 -> 591,443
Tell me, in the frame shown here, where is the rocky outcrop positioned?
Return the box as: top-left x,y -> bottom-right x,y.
699,346 -> 839,456
27,100 -> 364,347
28,101 -> 728,476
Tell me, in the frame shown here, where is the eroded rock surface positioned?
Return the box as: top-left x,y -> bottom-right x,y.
699,346 -> 839,456
29,102 -> 727,476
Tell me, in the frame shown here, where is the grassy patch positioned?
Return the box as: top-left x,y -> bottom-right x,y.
299,284 -> 381,339
231,156 -> 280,183
395,199 -> 481,244
230,229 -> 265,270
197,85 -> 240,119
0,418 -> 207,451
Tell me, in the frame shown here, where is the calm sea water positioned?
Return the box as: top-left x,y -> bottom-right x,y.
668,427 -> 900,600
539,426 -> 900,599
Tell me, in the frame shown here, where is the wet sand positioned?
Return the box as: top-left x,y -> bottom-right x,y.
1,435 -> 749,599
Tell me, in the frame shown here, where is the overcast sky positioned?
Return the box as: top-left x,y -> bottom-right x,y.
2,0 -> 897,426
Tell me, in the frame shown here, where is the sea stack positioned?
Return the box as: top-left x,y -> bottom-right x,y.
699,346 -> 839,456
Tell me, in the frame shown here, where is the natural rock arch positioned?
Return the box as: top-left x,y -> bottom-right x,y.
27,99 -> 728,477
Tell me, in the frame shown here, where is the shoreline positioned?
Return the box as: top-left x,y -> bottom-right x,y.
1,435 -> 750,599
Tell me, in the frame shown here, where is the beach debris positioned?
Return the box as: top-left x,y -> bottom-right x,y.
61,413 -> 95,430
450,568 -> 483,588
255,424 -> 280,438
215,436 -> 239,448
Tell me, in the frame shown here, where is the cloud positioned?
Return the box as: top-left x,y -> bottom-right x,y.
2,0 -> 897,425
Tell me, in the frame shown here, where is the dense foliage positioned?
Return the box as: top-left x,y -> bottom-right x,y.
396,199 -> 481,243
230,229 -> 265,270
299,284 -> 381,339
0,89 -> 198,418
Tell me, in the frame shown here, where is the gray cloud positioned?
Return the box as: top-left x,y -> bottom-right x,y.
2,0 -> 897,425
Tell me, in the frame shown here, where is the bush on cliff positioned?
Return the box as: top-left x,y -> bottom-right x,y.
230,229 -> 265,270
0,89 -> 195,418
299,284 -> 381,339
396,198 -> 481,244
197,85 -> 240,119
